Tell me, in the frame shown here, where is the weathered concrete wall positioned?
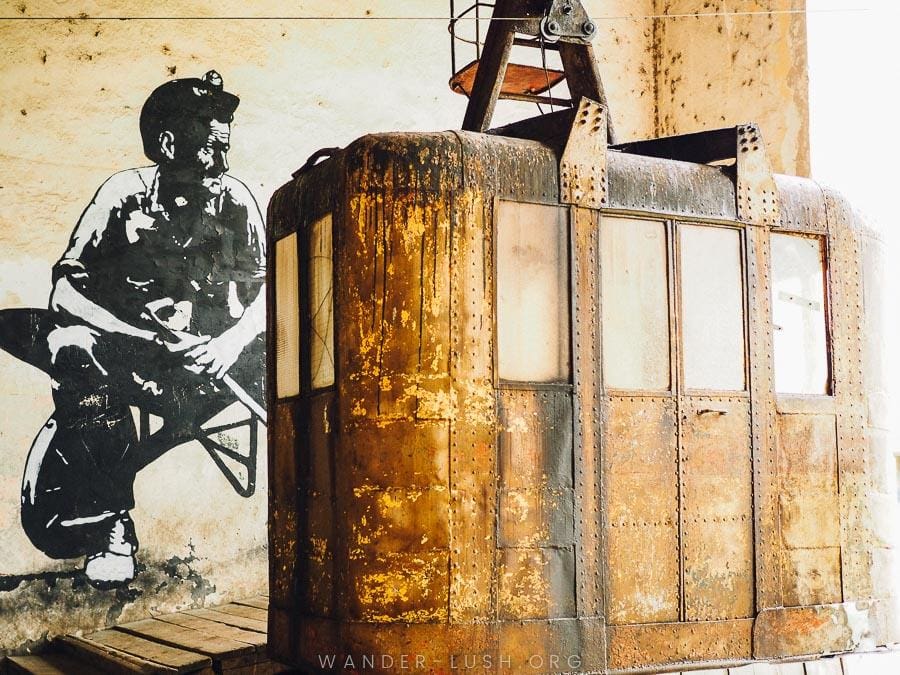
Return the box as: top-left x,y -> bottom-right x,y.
652,0 -> 810,175
587,0 -> 657,142
0,0 -> 810,655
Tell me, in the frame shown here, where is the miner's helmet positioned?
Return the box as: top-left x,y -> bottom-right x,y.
139,70 -> 240,163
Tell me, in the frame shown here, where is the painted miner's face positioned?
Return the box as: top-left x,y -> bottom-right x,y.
166,117 -> 231,191
194,118 -> 231,184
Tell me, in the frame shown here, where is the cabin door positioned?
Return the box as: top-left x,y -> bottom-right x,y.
599,216 -> 754,628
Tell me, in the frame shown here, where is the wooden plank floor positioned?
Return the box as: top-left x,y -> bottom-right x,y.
4,595 -> 290,675
7,599 -> 900,674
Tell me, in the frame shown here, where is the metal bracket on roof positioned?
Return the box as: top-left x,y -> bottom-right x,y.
560,98 -> 608,208
541,0 -> 596,42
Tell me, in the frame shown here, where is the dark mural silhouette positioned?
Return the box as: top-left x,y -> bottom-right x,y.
0,71 -> 266,586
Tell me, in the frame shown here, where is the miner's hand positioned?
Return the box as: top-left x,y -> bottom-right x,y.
184,327 -> 245,379
159,330 -> 210,353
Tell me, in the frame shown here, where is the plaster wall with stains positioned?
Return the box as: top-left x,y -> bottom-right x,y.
652,0 -> 810,176
0,0 -> 808,654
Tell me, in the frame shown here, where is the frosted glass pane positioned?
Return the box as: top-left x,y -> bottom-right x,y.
309,214 -> 335,389
275,233 -> 300,399
497,201 -> 570,382
772,234 -> 829,394
601,217 -> 670,390
680,225 -> 746,390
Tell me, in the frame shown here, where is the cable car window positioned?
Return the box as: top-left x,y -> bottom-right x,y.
680,224 -> 746,391
275,233 -> 300,399
600,216 -> 670,390
309,214 -> 335,390
496,200 -> 570,383
771,233 -> 829,395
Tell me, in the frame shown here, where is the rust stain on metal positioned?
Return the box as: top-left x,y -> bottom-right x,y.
754,603 -> 873,659
736,123 -> 780,226
603,396 -> 679,625
560,98 -> 608,208
608,618 -> 753,670
681,398 -> 754,621
349,551 -> 449,624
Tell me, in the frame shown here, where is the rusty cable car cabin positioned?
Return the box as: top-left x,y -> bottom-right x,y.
265,2 -> 897,672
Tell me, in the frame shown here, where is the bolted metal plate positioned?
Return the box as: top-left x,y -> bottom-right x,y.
347,550 -> 449,623
606,151 -> 737,220
345,420 -> 450,489
736,123 -> 780,226
681,397 -> 754,621
347,190 -> 452,419
456,130 -> 560,205
602,396 -> 679,625
607,618 -> 752,671
343,132 -> 462,194
779,490 -> 841,550
302,494 -> 334,618
448,188 -> 496,622
777,414 -> 838,491
349,487 -> 450,555
776,413 -> 841,578
746,226 -> 782,611
825,188 -> 875,605
270,401 -> 299,609
305,394 -> 334,494
560,98 -> 608,209
340,622 -> 498,672
498,547 -> 576,620
498,618 -> 606,673
542,0 -> 596,41
571,206 -> 604,622
774,174 -> 827,233
498,389 -> 574,489
754,603 -> 876,659
782,547 -> 842,607
499,485 -> 574,548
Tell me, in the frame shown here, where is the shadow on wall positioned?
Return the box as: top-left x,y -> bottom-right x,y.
0,546 -> 225,656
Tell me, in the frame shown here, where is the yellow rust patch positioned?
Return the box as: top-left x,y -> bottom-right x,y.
505,490 -> 531,524
309,536 -> 329,563
504,414 -> 529,434
378,488 -> 424,510
425,343 -> 445,374
350,485 -> 449,555
457,379 -> 495,426
352,552 -> 448,623
404,383 -> 456,420
499,549 -> 550,619
398,204 -> 427,253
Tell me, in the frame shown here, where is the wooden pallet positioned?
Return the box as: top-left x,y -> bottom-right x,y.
4,596 -> 288,675
5,604 -> 900,674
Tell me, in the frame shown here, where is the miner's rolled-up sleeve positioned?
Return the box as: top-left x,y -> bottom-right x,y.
52,172 -> 133,293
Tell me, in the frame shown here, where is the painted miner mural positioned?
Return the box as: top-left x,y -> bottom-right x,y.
0,71 -> 266,587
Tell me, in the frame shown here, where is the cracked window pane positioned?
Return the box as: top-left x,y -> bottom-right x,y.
309,214 -> 335,390
771,233 -> 829,395
601,216 -> 670,391
275,233 -> 300,399
680,224 -> 746,391
497,201 -> 570,382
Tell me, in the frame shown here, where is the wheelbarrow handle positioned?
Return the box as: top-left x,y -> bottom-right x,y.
222,374 -> 267,424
